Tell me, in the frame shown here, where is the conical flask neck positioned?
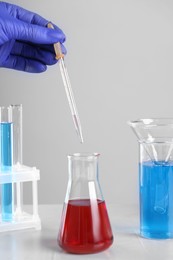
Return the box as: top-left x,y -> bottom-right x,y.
68,153 -> 99,181
66,153 -> 103,202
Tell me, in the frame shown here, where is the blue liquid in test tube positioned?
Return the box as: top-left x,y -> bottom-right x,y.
1,122 -> 13,221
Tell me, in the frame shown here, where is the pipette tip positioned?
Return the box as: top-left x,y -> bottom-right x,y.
80,135 -> 84,144
76,128 -> 84,143
73,115 -> 84,143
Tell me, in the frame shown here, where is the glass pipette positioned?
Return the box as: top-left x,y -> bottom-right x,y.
48,23 -> 84,143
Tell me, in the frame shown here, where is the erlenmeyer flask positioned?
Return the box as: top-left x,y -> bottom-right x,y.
58,153 -> 113,254
128,119 -> 173,239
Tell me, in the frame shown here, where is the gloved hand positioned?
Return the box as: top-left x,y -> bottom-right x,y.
0,2 -> 66,73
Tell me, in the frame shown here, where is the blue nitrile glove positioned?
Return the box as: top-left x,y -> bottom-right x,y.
0,2 -> 66,73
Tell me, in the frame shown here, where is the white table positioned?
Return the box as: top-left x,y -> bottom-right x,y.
0,204 -> 173,260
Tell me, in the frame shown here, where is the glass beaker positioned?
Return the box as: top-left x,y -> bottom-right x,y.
58,153 -> 113,254
128,119 -> 173,239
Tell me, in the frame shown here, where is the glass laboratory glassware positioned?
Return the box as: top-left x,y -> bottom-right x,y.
128,119 -> 173,239
8,105 -> 22,166
58,153 -> 113,254
0,106 -> 13,221
8,104 -> 23,216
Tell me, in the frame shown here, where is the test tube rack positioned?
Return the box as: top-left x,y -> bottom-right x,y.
0,165 -> 41,232
0,105 -> 41,232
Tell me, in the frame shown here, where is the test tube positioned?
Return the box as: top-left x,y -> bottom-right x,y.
8,105 -> 22,165
8,105 -> 23,215
0,106 -> 13,221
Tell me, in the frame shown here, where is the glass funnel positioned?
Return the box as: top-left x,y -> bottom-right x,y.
128,119 -> 173,239
58,153 -> 113,254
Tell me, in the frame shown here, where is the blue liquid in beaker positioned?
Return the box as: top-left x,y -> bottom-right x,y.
0,122 -> 13,221
139,161 -> 173,239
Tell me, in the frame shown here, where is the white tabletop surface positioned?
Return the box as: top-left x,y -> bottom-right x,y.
0,204 -> 173,260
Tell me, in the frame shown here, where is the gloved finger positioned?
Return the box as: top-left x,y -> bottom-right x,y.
5,3 -> 64,32
2,55 -> 47,73
29,42 -> 67,55
11,41 -> 58,65
6,3 -> 49,27
16,9 -> 66,43
5,18 -> 66,44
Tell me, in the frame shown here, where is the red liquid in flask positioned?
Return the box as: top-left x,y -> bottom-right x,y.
58,199 -> 113,254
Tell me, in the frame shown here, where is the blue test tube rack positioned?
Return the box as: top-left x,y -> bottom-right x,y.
0,105 -> 41,232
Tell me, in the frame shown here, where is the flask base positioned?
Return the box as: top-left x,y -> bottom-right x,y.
58,239 -> 113,254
